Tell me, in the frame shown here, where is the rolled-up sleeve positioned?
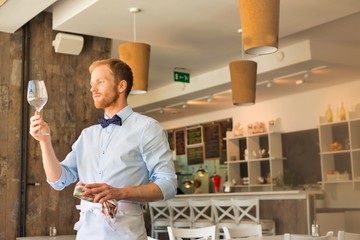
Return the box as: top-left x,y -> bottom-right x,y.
143,122 -> 177,200
47,164 -> 78,190
150,172 -> 177,200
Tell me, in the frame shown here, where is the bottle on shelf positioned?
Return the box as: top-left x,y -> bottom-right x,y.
340,102 -> 346,121
311,220 -> 320,237
325,105 -> 333,122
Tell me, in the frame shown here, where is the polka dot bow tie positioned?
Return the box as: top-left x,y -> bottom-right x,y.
98,115 -> 122,128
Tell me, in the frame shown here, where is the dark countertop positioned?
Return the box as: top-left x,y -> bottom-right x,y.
316,208 -> 360,213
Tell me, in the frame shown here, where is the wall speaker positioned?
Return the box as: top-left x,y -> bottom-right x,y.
52,33 -> 84,55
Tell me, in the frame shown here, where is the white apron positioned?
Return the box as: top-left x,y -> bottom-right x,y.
74,200 -> 148,240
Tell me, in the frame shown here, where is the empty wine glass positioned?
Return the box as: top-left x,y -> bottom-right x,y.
27,80 -> 49,135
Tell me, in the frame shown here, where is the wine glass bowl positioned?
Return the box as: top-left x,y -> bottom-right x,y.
27,80 -> 48,111
27,80 -> 49,135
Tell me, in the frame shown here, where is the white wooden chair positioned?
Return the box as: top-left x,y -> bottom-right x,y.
168,199 -> 191,228
260,219 -> 276,235
148,201 -> 171,239
284,231 -> 334,240
189,199 -> 214,228
232,197 -> 276,235
338,231 -> 360,240
231,198 -> 260,224
211,198 -> 238,239
167,225 -> 216,240
147,237 -> 158,240
222,223 -> 262,239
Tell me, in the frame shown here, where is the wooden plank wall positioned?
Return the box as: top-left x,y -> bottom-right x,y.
0,12 -> 111,239
0,20 -> 23,240
260,198 -> 314,234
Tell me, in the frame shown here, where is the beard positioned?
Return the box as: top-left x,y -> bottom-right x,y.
93,86 -> 120,109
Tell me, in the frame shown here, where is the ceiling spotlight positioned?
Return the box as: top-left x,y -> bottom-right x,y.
182,103 -> 187,109
159,108 -> 164,114
304,71 -> 309,79
266,80 -> 272,88
207,97 -> 213,102
296,79 -> 304,85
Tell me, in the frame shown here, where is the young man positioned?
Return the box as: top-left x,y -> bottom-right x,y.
29,59 -> 177,239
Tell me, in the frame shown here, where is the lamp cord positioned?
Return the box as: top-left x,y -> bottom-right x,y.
241,34 -> 244,59
133,11 -> 136,42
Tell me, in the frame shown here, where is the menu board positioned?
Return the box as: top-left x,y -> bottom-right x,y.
187,126 -> 203,146
219,119 -> 233,164
167,131 -> 174,150
175,130 -> 185,155
187,146 -> 204,165
204,124 -> 220,159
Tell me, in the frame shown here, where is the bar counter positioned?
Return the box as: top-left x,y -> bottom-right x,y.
175,190 -> 319,235
17,235 -> 75,240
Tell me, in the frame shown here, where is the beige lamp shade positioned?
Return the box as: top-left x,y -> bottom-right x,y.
118,42 -> 150,94
229,60 -> 257,106
238,0 -> 280,55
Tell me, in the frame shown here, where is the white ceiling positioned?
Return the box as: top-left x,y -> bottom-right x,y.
1,0 -> 360,122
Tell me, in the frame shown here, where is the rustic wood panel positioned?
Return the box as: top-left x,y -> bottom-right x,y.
260,199 -> 309,234
0,11 -> 111,238
0,25 -> 23,240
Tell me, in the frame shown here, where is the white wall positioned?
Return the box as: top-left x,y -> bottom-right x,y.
161,79 -> 360,133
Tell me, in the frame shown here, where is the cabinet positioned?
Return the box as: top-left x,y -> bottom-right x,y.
225,119 -> 284,191
318,104 -> 360,190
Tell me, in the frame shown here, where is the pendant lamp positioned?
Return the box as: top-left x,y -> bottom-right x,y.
183,178 -> 193,189
118,8 -> 150,94
238,0 -> 280,55
196,165 -> 206,176
229,60 -> 257,106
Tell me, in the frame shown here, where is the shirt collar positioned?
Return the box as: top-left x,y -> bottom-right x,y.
103,105 -> 133,122
115,105 -> 133,123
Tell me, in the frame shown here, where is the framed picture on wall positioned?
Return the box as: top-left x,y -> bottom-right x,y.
187,145 -> 204,165
204,123 -> 220,159
219,119 -> 233,165
186,126 -> 203,146
175,129 -> 185,155
167,130 -> 174,151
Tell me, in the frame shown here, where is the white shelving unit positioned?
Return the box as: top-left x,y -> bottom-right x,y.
225,119 -> 284,191
318,104 -> 360,190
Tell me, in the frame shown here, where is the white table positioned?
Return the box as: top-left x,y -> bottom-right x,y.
17,235 -> 158,240
226,236 -> 283,240
16,235 -> 76,240
225,235 -> 337,240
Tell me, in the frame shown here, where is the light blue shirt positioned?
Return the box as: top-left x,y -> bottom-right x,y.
48,105 -> 177,201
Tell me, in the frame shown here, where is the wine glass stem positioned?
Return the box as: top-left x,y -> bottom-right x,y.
35,109 -> 49,135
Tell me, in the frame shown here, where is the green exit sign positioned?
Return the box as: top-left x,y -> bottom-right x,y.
174,71 -> 190,83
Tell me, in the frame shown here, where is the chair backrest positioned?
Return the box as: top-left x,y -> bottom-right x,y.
222,224 -> 262,239
189,199 -> 214,226
211,198 -> 237,223
338,231 -> 360,240
284,231 -> 334,240
167,225 -> 216,240
147,237 -> 158,240
231,198 -> 260,223
148,201 -> 171,224
167,199 -> 191,226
